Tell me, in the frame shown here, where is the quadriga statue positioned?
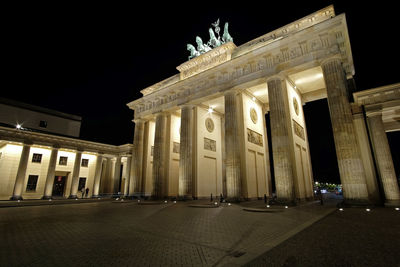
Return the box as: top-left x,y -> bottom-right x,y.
186,19 -> 233,60
222,22 -> 233,43
196,36 -> 211,54
187,44 -> 200,60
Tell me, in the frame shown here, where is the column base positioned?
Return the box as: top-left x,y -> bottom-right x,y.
42,196 -> 52,200
225,197 -> 245,203
384,199 -> 400,207
338,198 -> 371,207
68,195 -> 78,199
177,195 -> 194,201
10,196 -> 23,201
128,192 -> 143,199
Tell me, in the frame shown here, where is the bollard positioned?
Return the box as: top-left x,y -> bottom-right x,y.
210,193 -> 213,202
264,194 -> 267,204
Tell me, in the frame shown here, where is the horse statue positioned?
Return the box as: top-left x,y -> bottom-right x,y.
196,36 -> 211,54
222,22 -> 233,43
207,28 -> 221,48
187,44 -> 200,60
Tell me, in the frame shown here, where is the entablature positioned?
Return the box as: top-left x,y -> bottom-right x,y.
0,126 -> 133,155
127,9 -> 353,119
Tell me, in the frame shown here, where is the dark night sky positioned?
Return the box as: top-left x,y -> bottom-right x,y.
2,1 -> 399,183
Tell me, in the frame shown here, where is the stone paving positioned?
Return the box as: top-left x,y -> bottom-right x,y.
0,198 -> 335,266
0,196 -> 398,266
246,205 -> 400,267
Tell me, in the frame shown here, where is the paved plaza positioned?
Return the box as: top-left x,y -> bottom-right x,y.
0,196 -> 399,266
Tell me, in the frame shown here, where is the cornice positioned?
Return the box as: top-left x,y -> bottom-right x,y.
128,9 -> 353,118
0,126 -> 133,155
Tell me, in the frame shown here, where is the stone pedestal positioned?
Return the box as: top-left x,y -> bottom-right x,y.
179,105 -> 194,199
129,120 -> 145,197
322,58 -> 369,203
224,91 -> 242,200
92,154 -> 103,198
368,112 -> 400,206
267,76 -> 295,203
42,147 -> 59,199
152,113 -> 167,199
69,151 -> 82,199
11,144 -> 31,200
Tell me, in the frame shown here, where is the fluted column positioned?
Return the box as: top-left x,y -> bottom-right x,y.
152,112 -> 167,199
368,112 -> 400,206
42,146 -> 59,199
11,143 -> 31,200
123,155 -> 132,196
224,90 -> 242,200
112,156 -> 122,195
267,76 -> 295,202
129,119 -> 145,197
179,105 -> 194,199
92,153 -> 103,198
322,57 -> 369,203
69,150 -> 82,198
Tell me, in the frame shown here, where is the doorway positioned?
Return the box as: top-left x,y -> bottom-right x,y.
52,176 -> 67,197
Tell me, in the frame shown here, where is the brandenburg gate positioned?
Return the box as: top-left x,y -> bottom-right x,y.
127,6 -> 400,206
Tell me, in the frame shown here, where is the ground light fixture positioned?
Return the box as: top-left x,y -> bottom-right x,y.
228,203 -> 231,206
285,206 -> 288,209
266,205 -> 270,208
395,208 -> 399,211
366,208 -> 371,212
339,208 -> 344,211
16,124 -> 22,129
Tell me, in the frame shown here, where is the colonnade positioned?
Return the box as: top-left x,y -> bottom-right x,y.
9,143 -> 131,200
8,58 -> 399,205
128,58 -> 399,206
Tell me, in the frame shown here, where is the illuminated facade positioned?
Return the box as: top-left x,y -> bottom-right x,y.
1,6 -> 399,205
0,100 -> 133,200
127,6 -> 400,205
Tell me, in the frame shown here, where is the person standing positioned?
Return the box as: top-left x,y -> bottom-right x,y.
85,187 -> 89,198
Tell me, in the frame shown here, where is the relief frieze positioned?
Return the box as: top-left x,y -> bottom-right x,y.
247,128 -> 263,146
293,120 -> 305,140
135,30 -> 342,116
173,142 -> 180,154
204,137 -> 216,152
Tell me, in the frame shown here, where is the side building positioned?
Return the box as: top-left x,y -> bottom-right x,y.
0,100 -> 134,200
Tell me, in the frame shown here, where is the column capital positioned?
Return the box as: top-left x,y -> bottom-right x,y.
133,118 -> 145,124
320,56 -> 342,68
366,110 -> 382,118
51,144 -> 61,149
266,73 -> 286,83
223,88 -> 242,96
178,103 -> 196,109
152,110 -> 169,116
23,140 -> 34,146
